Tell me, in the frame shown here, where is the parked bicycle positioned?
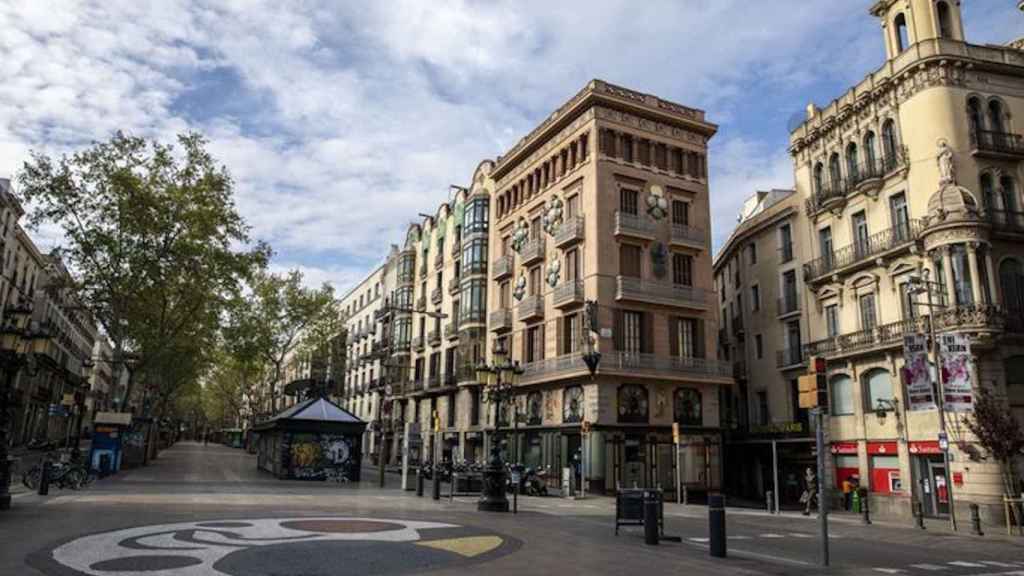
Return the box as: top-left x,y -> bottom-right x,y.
21,451 -> 95,491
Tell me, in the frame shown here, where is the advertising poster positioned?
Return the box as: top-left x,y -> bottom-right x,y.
902,334 -> 936,411
939,333 -> 974,412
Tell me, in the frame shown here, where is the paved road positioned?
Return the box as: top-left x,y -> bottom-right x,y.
2,442 -> 1021,576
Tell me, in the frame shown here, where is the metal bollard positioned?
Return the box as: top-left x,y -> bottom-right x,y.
860,488 -> 871,525
432,467 -> 441,501
38,458 -> 50,496
766,490 -> 774,514
709,494 -> 727,558
416,469 -> 424,497
644,492 -> 659,545
913,496 -> 929,528
969,503 -> 983,536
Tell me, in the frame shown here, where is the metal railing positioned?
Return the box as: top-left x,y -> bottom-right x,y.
803,219 -> 923,280
554,216 -> 585,247
601,352 -> 733,378
806,151 -> 908,214
520,353 -> 585,383
803,317 -> 926,358
516,294 -> 544,321
553,280 -> 584,307
776,347 -> 804,368
671,224 -> 705,247
492,254 -> 513,279
777,294 -> 800,316
971,130 -> 1024,156
521,238 -> 546,264
614,211 -> 656,237
779,243 -> 794,263
984,209 -> 1024,233
616,276 -> 710,308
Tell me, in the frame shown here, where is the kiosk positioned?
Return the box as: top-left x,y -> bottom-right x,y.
89,412 -> 132,476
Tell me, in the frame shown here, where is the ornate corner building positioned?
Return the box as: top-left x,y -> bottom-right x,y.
718,1 -> 1024,524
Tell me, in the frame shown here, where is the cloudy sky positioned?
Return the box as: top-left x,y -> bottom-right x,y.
0,1 -> 1020,292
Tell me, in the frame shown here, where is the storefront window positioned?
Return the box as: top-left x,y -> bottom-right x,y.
830,374 -> 854,415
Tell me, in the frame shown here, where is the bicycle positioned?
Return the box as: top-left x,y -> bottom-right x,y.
21,451 -> 94,491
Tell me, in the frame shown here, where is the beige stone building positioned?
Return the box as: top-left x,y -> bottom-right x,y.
714,0 -> 1024,523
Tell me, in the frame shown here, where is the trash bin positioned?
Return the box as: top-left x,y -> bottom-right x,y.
852,488 -> 862,513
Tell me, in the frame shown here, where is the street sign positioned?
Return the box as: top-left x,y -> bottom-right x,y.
938,431 -> 949,452
61,393 -> 75,407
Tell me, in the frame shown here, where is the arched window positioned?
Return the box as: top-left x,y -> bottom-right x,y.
846,142 -> 860,182
1006,356 -> 1024,415
1000,176 -> 1018,213
1001,259 -> 1024,313
980,173 -> 996,210
894,13 -> 909,52
830,374 -> 854,416
813,162 -> 824,195
882,120 -> 898,166
617,384 -> 649,423
988,100 -> 1006,134
863,368 -> 893,411
936,1 -> 953,39
828,153 -> 842,190
967,97 -> 984,136
674,387 -> 702,426
863,132 -> 877,172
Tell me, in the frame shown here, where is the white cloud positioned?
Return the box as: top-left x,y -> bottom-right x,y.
0,0 -> 1019,293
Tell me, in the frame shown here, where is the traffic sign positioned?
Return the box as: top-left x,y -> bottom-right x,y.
938,431 -> 949,452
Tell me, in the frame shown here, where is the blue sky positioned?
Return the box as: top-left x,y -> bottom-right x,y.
0,0 -> 1020,291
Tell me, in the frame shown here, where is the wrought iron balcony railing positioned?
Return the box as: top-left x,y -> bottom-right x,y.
554,216 -> 585,248
601,352 -> 733,378
492,254 -> 513,279
552,280 -> 584,308
803,219 -> 923,281
616,276 -> 711,308
971,130 -> 1024,157
670,224 -> 705,248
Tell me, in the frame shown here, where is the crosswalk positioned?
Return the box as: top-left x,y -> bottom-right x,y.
873,560 -> 1024,574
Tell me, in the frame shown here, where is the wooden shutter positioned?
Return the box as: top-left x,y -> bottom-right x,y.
556,316 -> 564,355
642,312 -> 654,354
668,316 -> 680,357
539,323 -> 546,361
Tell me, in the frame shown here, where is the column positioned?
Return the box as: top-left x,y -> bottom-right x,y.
941,246 -> 956,306
985,250 -> 1000,306
967,242 -> 981,305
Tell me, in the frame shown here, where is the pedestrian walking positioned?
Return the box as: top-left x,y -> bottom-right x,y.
842,476 -> 854,511
800,467 -> 818,516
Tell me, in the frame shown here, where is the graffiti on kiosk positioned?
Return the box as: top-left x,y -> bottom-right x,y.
288,433 -> 356,481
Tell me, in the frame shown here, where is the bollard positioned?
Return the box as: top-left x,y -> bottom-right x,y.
969,503 -> 983,536
432,467 -> 441,501
709,494 -> 727,558
766,490 -> 774,514
860,488 -> 871,525
912,499 -> 926,530
644,492 -> 659,545
416,468 -> 424,497
38,458 -> 50,496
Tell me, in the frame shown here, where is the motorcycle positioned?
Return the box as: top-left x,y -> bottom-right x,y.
526,466 -> 549,496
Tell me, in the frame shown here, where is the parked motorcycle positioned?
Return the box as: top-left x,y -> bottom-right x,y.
525,466 -> 549,496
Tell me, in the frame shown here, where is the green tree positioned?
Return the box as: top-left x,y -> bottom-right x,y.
965,386 -> 1024,497
17,131 -> 267,414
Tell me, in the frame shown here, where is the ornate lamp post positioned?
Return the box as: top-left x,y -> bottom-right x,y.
0,297 -> 44,510
475,339 -> 523,512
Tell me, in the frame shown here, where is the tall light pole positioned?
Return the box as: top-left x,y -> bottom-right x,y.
475,339 -> 523,512
908,268 -> 957,531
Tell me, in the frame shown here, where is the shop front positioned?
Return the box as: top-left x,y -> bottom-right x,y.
909,440 -> 950,518
462,430 -> 483,463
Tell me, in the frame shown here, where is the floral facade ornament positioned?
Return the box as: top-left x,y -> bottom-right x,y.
542,196 -> 564,235
511,219 -> 530,253
546,259 -> 561,287
513,272 -> 527,301
646,183 -> 669,220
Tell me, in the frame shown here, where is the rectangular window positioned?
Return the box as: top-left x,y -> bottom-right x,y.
623,311 -> 642,355
779,224 -> 793,262
852,211 -> 869,257
755,334 -> 763,359
471,387 -> 480,426
566,248 -> 580,282
859,293 -> 877,331
826,304 -> 840,337
748,243 -> 757,265
751,285 -> 760,312
672,253 -> 693,286
782,270 -> 798,313
530,217 -> 541,240
526,325 -> 543,363
447,393 -> 456,427
529,265 -> 542,295
567,194 -> 579,218
620,244 -> 642,278
622,136 -> 634,163
620,188 -> 639,215
671,200 -> 689,226
890,192 -> 910,240
819,227 -> 833,267
563,313 -> 579,354
669,316 -> 697,358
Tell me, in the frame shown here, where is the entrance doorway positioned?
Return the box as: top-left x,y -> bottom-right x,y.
916,455 -> 950,517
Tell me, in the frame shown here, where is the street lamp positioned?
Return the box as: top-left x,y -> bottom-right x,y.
476,338 -> 523,512
0,297 -> 44,511
907,268 -> 958,532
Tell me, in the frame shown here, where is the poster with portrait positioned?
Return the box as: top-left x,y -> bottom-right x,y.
939,333 -> 974,412
902,334 -> 936,411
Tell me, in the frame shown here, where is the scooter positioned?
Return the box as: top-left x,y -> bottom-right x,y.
525,466 -> 549,496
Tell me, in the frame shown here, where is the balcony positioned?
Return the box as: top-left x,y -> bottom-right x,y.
984,210 -> 1024,235
779,243 -> 794,264
932,304 -> 1006,334
805,151 -> 908,216
444,322 -> 459,340
431,286 -> 443,305
670,224 -> 705,249
521,238 -> 546,266
516,294 -> 544,322
777,294 -> 800,317
971,130 -> 1024,159
492,254 -> 513,280
553,281 -> 584,308
489,308 -> 513,333
554,216 -> 585,248
520,353 -> 587,384
415,296 -> 426,311
803,317 -> 927,360
428,329 -> 441,346
776,347 -> 804,369
614,211 -> 656,239
803,219 -> 923,282
615,277 -> 710,309
600,352 -> 733,379
412,336 -> 424,352
448,276 -> 460,295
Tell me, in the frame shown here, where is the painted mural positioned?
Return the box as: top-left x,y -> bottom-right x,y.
282,432 -> 360,482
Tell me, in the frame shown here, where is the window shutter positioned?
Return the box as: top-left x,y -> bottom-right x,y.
668,316 -> 679,357
556,317 -> 564,355
642,312 -> 654,354
695,320 -> 706,358
538,323 -> 546,361
614,308 -> 624,350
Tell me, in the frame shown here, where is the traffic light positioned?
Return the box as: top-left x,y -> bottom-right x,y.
798,356 -> 829,409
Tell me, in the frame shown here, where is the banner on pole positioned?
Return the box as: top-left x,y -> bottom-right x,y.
939,333 -> 974,412
902,334 -> 936,412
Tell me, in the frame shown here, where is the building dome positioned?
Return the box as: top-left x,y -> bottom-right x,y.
926,184 -> 978,222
